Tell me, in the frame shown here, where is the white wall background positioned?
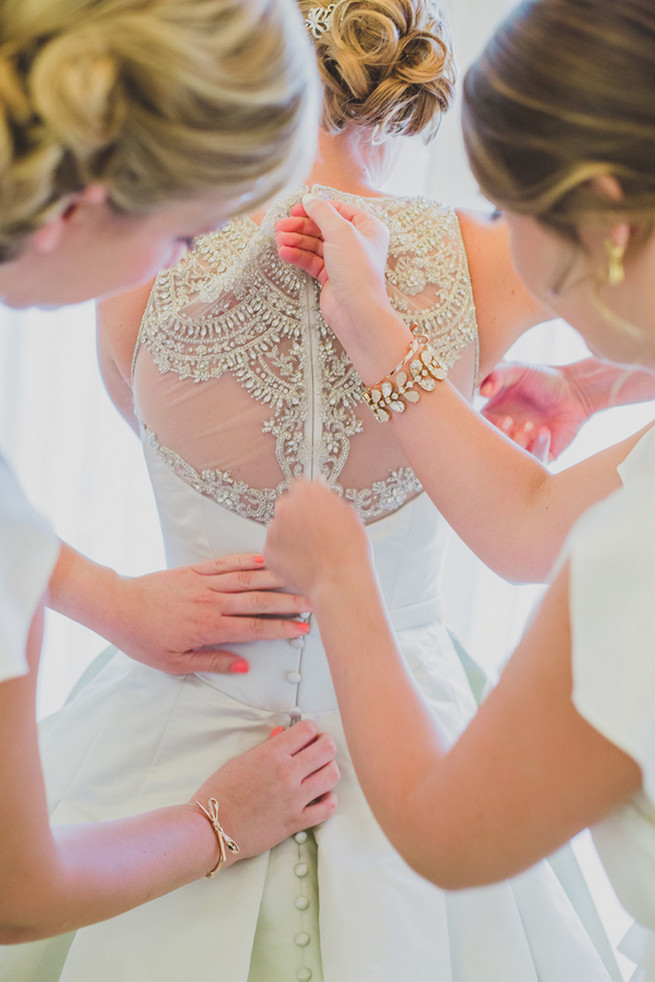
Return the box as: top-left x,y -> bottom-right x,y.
0,1 -> 651,975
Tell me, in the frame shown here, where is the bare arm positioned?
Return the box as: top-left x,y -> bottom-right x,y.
95,280 -> 155,432
264,481 -> 641,888
275,197 -> 651,582
456,211 -> 552,378
0,606 -> 338,942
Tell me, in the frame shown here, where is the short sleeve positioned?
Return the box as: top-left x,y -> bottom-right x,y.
617,423 -> 655,486
566,476 -> 655,805
0,455 -> 59,683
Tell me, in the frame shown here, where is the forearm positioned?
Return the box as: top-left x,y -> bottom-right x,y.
312,564 -> 447,865
311,555 -> 642,890
2,803 -> 220,944
356,314 -> 580,580
355,314 -> 637,581
0,618 -> 219,943
564,357 -> 655,414
48,542 -> 125,641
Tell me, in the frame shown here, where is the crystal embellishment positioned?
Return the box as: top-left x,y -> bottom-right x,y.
362,336 -> 447,422
135,186 -> 478,522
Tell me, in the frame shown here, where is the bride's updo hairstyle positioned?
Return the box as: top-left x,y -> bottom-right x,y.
462,0 -> 655,249
0,0 -> 317,261
299,0 -> 455,143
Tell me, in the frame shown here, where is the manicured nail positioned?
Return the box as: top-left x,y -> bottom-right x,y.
269,726 -> 285,738
296,622 -> 310,634
253,555 -> 265,565
230,660 -> 249,674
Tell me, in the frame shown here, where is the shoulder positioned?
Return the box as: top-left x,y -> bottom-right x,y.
455,210 -> 552,376
0,457 -> 59,683
96,279 -> 156,385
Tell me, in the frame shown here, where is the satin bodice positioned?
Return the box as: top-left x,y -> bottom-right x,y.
144,435 -> 451,715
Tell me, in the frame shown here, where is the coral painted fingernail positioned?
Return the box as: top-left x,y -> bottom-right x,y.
270,726 -> 285,738
230,660 -> 249,674
296,622 -> 310,634
253,555 -> 265,565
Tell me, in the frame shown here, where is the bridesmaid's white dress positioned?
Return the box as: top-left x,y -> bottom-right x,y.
0,188 -> 623,981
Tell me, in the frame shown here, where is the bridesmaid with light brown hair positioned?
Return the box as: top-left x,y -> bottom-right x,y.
16,0 -> 624,979
266,1 -> 655,977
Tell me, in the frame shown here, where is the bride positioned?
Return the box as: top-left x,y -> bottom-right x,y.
3,1 -> 624,979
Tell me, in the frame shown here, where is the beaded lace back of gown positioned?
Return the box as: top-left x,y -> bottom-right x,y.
133,187 -> 478,526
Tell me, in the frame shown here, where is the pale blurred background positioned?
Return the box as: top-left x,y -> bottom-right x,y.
1,2 -> 651,975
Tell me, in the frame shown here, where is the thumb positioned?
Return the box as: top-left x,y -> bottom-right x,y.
301,193 -> 352,239
479,362 -> 525,398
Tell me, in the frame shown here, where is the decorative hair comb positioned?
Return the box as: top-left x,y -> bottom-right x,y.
305,2 -> 336,37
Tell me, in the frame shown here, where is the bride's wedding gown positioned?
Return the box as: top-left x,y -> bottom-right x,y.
2,188 -> 622,981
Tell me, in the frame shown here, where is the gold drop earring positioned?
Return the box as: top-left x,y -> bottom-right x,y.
605,238 -> 625,286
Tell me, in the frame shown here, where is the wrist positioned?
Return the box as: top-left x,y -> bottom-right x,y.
560,359 -> 602,418
184,798 -> 240,877
178,802 -> 223,880
49,544 -> 124,640
311,545 -> 376,620
344,308 -> 413,386
89,567 -> 132,645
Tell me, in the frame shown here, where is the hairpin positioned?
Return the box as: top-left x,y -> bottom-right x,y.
305,3 -> 336,37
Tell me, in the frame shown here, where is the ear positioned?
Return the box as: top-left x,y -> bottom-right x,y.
31,185 -> 108,255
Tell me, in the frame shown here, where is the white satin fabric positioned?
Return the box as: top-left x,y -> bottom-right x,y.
0,477 -> 620,981
569,424 -> 655,979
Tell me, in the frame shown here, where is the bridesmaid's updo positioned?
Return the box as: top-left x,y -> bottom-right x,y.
300,0 -> 455,143
462,0 -> 655,247
0,0 -> 317,261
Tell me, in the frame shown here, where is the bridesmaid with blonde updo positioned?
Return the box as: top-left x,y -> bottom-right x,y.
0,0 -> 341,953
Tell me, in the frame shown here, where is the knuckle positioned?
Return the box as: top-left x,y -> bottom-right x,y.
325,761 -> 340,785
255,590 -> 273,612
298,719 -> 319,741
207,654 -> 234,674
248,616 -> 266,637
235,569 -> 253,588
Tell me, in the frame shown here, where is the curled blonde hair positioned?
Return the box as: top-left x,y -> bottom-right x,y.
299,0 -> 455,143
0,0 -> 318,260
462,0 -> 655,248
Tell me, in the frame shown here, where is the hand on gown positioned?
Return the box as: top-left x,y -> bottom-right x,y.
192,719 -> 339,863
110,554 -> 312,675
265,480 -> 369,599
275,196 -> 414,382
480,361 -> 591,462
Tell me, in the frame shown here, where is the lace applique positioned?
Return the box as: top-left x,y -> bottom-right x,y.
142,426 -> 283,523
136,186 -> 478,525
343,470 -> 423,522
143,424 -> 422,525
